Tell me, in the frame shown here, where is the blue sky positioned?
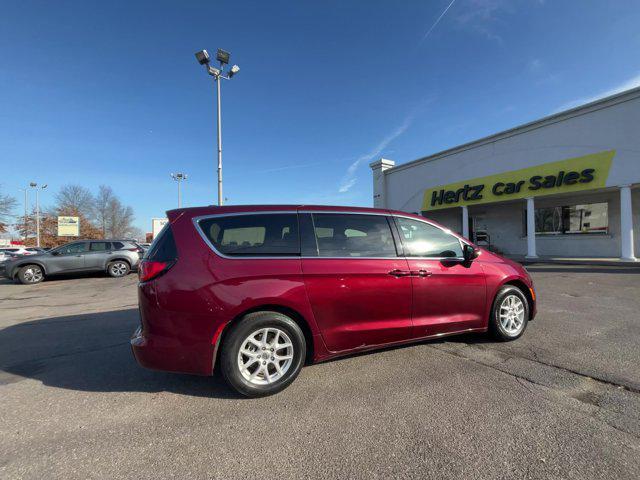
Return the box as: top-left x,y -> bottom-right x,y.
2,0 -> 640,233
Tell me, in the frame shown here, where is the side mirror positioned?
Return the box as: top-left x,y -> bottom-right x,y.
463,244 -> 479,262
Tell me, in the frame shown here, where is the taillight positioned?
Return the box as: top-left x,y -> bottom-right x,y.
127,247 -> 139,252
138,260 -> 174,282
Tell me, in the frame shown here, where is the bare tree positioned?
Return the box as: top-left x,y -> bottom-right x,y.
54,185 -> 95,219
0,187 -> 17,233
124,225 -> 145,242
94,185 -> 136,238
94,185 -> 115,237
105,195 -> 135,239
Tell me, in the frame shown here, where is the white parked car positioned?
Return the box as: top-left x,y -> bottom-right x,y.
0,249 -> 21,263
0,247 -> 45,257
24,247 -> 47,255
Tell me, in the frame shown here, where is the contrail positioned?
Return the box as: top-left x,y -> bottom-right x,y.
420,0 -> 457,43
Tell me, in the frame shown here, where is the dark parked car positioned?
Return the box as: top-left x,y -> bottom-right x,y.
1,240 -> 142,284
132,205 -> 536,397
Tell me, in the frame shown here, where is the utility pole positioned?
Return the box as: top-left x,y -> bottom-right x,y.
18,188 -> 28,242
29,182 -> 47,247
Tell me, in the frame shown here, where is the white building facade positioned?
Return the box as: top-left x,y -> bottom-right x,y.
371,88 -> 640,261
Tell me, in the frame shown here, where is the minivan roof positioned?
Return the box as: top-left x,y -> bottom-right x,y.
167,204 -> 415,217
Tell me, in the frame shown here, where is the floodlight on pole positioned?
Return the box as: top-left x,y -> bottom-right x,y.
228,65 -> 240,78
216,49 -> 230,65
195,50 -> 210,65
194,47 -> 240,206
170,172 -> 188,208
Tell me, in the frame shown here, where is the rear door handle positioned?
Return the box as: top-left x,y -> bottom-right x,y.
388,269 -> 411,277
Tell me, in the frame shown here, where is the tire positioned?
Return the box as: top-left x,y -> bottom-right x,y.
489,285 -> 530,341
107,260 -> 130,278
220,311 -> 306,397
17,264 -> 45,285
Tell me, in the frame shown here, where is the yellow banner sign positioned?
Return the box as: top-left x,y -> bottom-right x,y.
58,216 -> 80,236
421,150 -> 615,212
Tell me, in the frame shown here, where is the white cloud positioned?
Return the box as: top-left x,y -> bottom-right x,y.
528,58 -> 542,72
338,115 -> 414,193
554,73 -> 640,113
454,0 -> 509,42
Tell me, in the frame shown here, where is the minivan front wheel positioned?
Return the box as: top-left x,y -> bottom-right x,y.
220,311 -> 306,397
490,285 -> 529,341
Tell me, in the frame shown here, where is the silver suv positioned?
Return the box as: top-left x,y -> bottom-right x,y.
0,240 -> 142,284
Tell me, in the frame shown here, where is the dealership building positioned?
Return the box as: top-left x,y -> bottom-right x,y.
370,87 -> 640,261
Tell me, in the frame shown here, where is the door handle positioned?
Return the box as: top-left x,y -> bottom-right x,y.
388,269 -> 411,277
415,269 -> 432,277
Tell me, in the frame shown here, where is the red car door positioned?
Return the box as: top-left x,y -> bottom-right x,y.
300,212 -> 413,352
393,216 -> 487,337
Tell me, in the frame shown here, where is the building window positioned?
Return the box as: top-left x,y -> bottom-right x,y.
525,202 -> 608,235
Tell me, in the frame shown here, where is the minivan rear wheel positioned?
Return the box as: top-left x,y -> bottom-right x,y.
220,311 -> 306,397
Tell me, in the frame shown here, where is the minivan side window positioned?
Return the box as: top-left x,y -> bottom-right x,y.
395,217 -> 463,258
311,214 -> 397,257
199,214 -> 299,256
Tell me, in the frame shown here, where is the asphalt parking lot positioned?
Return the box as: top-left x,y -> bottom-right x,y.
1,266 -> 639,479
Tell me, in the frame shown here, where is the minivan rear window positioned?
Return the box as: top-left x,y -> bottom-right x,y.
146,224 -> 177,261
199,214 -> 299,256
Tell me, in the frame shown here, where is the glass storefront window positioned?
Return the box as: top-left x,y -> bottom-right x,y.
525,202 -> 608,235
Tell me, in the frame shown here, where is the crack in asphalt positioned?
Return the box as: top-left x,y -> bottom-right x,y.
435,342 -> 639,394
496,347 -> 639,394
429,343 -> 640,440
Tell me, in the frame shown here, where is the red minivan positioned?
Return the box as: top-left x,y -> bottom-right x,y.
132,205 -> 536,397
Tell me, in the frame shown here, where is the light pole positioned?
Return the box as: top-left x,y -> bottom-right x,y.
29,182 -> 47,247
170,173 -> 188,208
195,48 -> 240,206
18,188 -> 28,242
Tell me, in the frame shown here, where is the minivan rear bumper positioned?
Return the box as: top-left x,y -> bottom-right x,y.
130,326 -> 215,376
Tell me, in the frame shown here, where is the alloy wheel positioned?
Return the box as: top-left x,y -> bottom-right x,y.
237,327 -> 294,385
499,294 -> 525,335
111,262 -> 128,277
23,266 -> 43,283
